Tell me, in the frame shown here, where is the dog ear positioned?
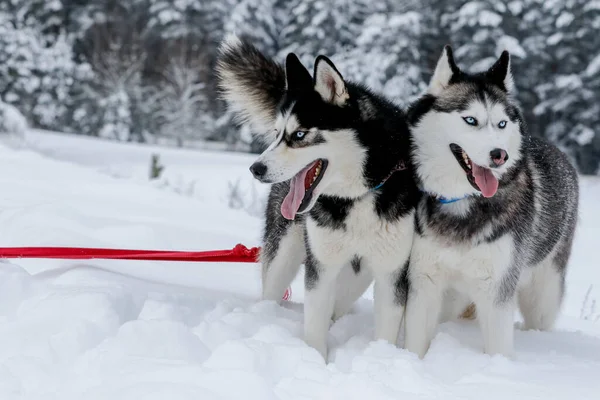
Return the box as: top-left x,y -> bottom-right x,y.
313,55 -> 349,106
285,53 -> 312,93
428,45 -> 460,95
486,51 -> 514,93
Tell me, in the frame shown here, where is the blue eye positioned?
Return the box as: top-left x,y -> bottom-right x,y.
498,120 -> 507,129
463,116 -> 478,126
292,131 -> 306,140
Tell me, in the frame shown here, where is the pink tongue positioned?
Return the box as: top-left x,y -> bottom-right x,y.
281,165 -> 312,220
471,163 -> 499,198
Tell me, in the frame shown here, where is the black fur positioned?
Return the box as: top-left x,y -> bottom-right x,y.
309,196 -> 354,230
394,259 -> 410,306
304,228 -> 320,291
351,255 -> 362,274
260,182 -> 302,265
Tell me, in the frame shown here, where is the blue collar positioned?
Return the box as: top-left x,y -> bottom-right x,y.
370,181 -> 386,191
419,189 -> 469,204
437,195 -> 468,204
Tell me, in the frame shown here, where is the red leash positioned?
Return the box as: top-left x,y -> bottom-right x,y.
0,244 -> 293,301
0,243 -> 261,262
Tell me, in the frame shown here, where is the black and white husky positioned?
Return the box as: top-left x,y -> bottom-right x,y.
216,36 -> 419,359
405,46 -> 579,358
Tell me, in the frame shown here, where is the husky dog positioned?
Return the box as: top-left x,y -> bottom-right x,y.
216,36 -> 419,359
405,46 -> 579,358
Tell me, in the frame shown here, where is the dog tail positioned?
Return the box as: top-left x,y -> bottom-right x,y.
216,35 -> 286,144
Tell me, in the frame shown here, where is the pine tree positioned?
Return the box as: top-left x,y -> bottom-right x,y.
223,0 -> 280,55
149,45 -> 212,146
532,0 -> 600,173
337,10 -> 425,105
0,0 -> 78,130
277,0 -> 375,67
146,0 -> 204,40
441,1 -> 525,72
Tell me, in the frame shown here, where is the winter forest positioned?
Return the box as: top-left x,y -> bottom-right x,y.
0,0 -> 599,173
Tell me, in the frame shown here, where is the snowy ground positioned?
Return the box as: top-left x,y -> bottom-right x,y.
0,130 -> 599,399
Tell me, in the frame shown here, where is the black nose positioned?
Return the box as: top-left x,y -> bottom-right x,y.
249,162 -> 267,179
490,148 -> 509,167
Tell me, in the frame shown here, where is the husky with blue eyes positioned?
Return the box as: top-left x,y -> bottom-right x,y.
405,46 -> 579,358
217,36 -> 420,361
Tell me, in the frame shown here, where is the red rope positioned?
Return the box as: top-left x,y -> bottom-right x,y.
0,243 -> 293,300
0,244 -> 261,263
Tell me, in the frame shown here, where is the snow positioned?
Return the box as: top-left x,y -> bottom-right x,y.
547,32 -> 564,46
555,12 -> 575,29
1,130 -> 600,399
571,125 -> 596,146
585,53 -> 600,77
0,102 -> 27,137
556,74 -> 583,90
456,3 -> 502,28
497,35 -> 526,59
507,1 -> 523,15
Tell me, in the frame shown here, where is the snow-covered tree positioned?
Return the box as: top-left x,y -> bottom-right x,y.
276,0 -> 375,66
149,46 -> 213,146
146,0 -> 204,40
441,1 -> 525,72
71,24 -> 146,141
0,0 -> 78,130
338,11 -> 425,105
223,0 -> 280,55
0,0 -> 597,171
532,0 -> 600,173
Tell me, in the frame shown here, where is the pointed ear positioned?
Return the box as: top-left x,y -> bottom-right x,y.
428,45 -> 460,95
313,55 -> 349,105
486,51 -> 514,93
285,53 -> 312,93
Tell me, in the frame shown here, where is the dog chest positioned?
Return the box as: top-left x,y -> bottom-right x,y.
306,199 -> 414,268
411,232 -> 514,286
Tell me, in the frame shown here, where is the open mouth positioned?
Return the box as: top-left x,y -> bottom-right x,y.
449,143 -> 498,198
280,159 -> 328,220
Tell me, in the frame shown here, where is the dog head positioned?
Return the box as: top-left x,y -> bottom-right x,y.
218,36 -> 406,220
251,54 -> 375,220
409,46 -> 525,199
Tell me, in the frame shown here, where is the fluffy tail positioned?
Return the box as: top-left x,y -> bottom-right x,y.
216,35 -> 286,143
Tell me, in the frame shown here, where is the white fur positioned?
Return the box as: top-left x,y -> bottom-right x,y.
333,264 -> 373,321
428,47 -> 455,96
304,197 -> 414,359
405,229 -> 516,358
503,58 -> 515,94
517,253 -> 564,331
411,96 -> 522,199
260,223 -> 306,302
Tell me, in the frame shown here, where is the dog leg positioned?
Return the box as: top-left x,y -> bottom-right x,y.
332,263 -> 373,321
303,256 -> 340,360
404,269 -> 444,359
474,291 -> 515,357
261,223 -> 306,302
373,269 -> 405,345
518,257 -> 564,331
